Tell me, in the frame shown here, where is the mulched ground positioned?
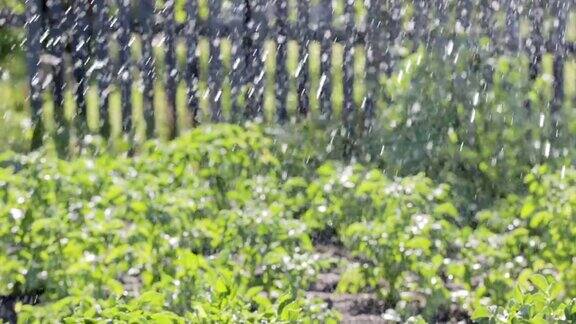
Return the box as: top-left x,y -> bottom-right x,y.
307,244 -> 472,324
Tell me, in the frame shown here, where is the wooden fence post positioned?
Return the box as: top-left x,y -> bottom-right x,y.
528,0 -> 543,83
275,0 -> 289,122
244,0 -> 265,118
117,0 -> 133,136
25,0 -> 44,150
342,0 -> 356,133
243,0 -> 254,118
164,0 -> 178,138
458,0 -> 473,55
230,0 -> 246,122
93,0 -> 112,139
363,0 -> 381,132
140,0 -> 156,138
185,0 -> 200,126
319,0 -> 333,118
505,0 -> 520,52
413,0 -> 428,50
297,0 -> 310,116
480,0 -> 494,86
208,0 -> 223,121
384,0 -> 402,76
521,0 -> 542,113
551,0 -> 567,120
46,0 -> 69,155
70,0 -> 90,138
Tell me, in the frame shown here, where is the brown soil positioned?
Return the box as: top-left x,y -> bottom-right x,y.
307,244 -> 473,323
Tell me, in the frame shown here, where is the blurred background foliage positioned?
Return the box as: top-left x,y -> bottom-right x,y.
0,0 -> 574,215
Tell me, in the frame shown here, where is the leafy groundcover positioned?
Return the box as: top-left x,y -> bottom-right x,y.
1,125 -> 575,323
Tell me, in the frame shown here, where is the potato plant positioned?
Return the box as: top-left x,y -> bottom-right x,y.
1,125 -> 575,322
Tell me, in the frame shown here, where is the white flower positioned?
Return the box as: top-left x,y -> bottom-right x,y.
10,208 -> 24,221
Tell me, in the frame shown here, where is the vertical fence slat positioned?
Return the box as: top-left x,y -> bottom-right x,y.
505,0 -> 520,52
275,0 -> 289,122
481,0 -> 495,41
493,0 -> 504,54
413,0 -> 428,49
208,0 -> 223,121
342,0 -> 356,131
140,0 -> 156,138
254,0 -> 268,118
434,0 -> 450,52
117,0 -> 133,136
93,0 -> 112,139
551,0 -> 567,119
25,0 -> 44,150
185,0 -> 200,126
457,0 -> 472,36
297,0 -> 310,116
363,0 -> 381,131
384,0 -> 402,76
528,0 -> 543,82
230,0 -> 246,121
459,0 -> 474,56
244,0 -> 265,118
319,0 -> 333,118
243,0 -> 256,118
46,0 -> 69,154
164,0 -> 178,138
480,0 -> 494,86
524,0 -> 543,112
71,0 -> 90,138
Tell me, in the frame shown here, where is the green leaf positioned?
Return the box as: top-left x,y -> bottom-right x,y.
565,299 -> 576,321
277,292 -> 297,317
406,237 -> 432,253
530,315 -> 547,324
106,279 -> 125,296
214,278 -> 229,296
512,286 -> 524,303
471,305 -> 492,320
150,312 -> 184,324
529,211 -> 551,228
529,274 -> 549,292
279,301 -> 301,321
520,202 -> 535,218
136,291 -> 165,309
245,286 -> 263,299
434,202 -> 459,218
549,282 -> 563,299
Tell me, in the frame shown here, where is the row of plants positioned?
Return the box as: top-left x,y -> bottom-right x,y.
0,125 -> 339,322
308,162 -> 576,322
1,124 -> 574,322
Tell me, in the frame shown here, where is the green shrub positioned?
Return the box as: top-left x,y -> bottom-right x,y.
472,275 -> 576,323
1,124 -> 575,322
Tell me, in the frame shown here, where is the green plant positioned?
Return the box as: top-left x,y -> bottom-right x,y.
1,124 -> 575,322
472,275 -> 576,323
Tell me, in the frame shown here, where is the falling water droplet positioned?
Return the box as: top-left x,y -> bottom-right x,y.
544,141 -> 551,158
317,74 -> 327,99
445,40 -> 454,56
539,113 -> 545,128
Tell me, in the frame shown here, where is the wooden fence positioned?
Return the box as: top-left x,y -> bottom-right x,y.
0,0 -> 574,151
